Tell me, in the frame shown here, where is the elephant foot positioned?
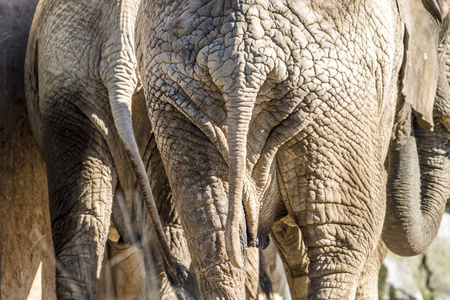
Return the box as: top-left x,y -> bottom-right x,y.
308,273 -> 358,299
57,275 -> 95,300
197,261 -> 246,300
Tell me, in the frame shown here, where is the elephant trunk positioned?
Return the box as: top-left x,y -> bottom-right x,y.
383,120 -> 450,256
225,95 -> 254,269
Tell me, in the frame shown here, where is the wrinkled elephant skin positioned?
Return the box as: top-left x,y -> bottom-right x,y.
383,12 -> 450,257
136,1 -> 408,298
24,0 -> 186,299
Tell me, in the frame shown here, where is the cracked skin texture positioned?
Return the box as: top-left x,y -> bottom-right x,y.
137,0 -> 404,299
24,0 -> 197,299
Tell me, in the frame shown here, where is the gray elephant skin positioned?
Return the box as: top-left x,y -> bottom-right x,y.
24,0 -> 450,300
24,0 -> 199,299
135,0 -> 450,299
23,0 -> 270,299
270,23 -> 450,299
381,0 -> 450,258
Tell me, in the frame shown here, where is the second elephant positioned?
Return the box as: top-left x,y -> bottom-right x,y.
135,0 -> 450,298
24,0 -> 194,298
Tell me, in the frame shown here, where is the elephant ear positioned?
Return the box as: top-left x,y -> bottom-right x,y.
397,0 -> 449,130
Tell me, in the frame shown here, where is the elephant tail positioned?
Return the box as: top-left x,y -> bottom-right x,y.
106,67 -> 176,272
224,91 -> 255,269
103,0 -> 175,272
204,42 -> 287,270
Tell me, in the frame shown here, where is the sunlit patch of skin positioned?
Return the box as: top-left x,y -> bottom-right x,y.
137,0 -> 404,298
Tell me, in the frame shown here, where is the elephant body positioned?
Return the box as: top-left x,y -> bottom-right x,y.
24,0 -> 450,298
268,6 -> 450,298
136,1 -> 406,298
25,1 -> 140,298
24,0 -> 198,298
24,1 -> 275,298
26,4 -> 122,298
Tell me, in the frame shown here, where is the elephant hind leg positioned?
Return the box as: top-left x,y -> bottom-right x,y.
356,240 -> 388,300
152,106 -> 246,299
277,136 -> 385,299
43,99 -> 116,299
270,215 -> 309,300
